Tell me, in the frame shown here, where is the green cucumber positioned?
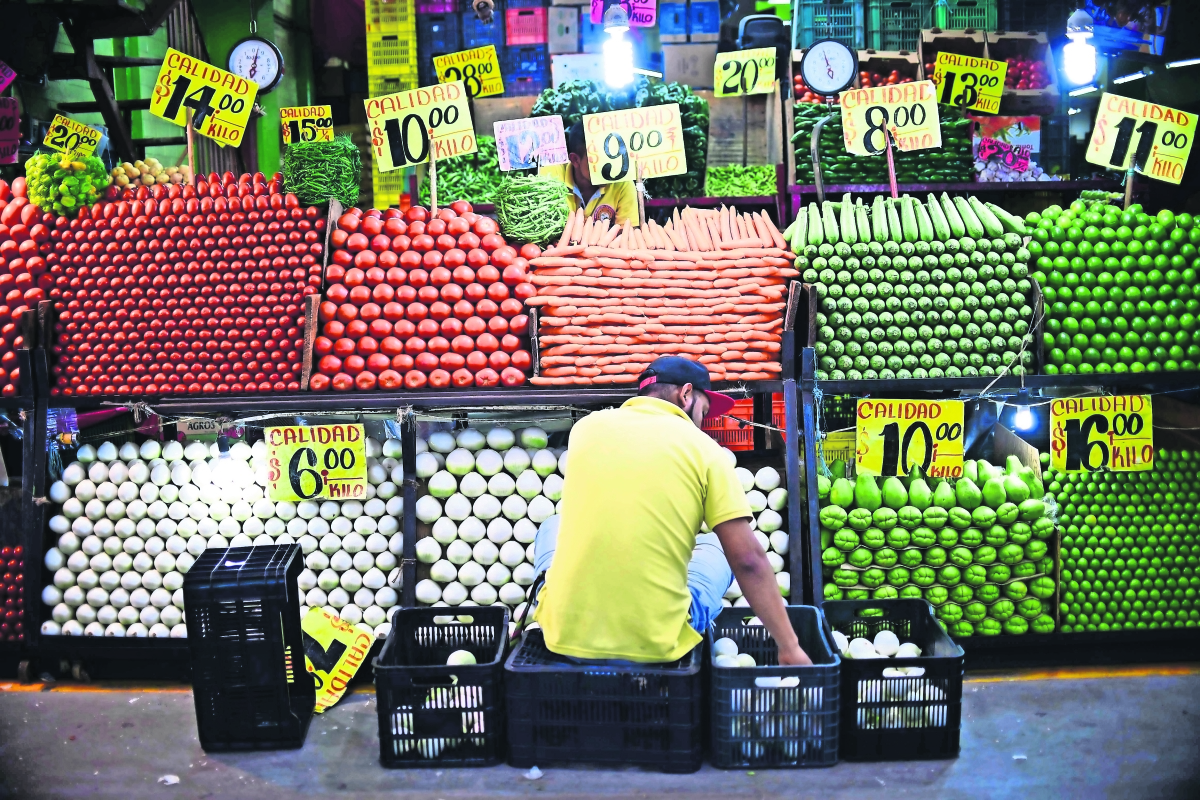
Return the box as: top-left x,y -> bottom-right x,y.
822,201 -> 840,243
855,199 -> 871,245
986,202 -> 1027,236
840,192 -> 857,244
899,196 -> 919,242
940,192 -> 966,238
792,208 -> 808,252
969,196 -> 1005,238
914,198 -> 935,242
926,193 -> 951,241
807,202 -> 824,246
954,195 -> 986,239
885,199 -> 903,244
871,196 -> 888,242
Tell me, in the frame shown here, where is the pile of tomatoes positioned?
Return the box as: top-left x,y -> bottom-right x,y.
312,200 -> 536,392
1003,57 -> 1051,90
0,176 -> 50,397
858,69 -> 915,89
792,75 -> 839,104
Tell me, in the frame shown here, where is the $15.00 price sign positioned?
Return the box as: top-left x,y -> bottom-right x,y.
583,104 -> 687,185
840,81 -> 941,156
365,81 -> 476,171
856,399 -> 965,478
714,48 -> 776,98
281,105 -> 334,144
1086,93 -> 1196,185
1050,396 -> 1154,472
42,115 -> 103,157
266,424 -> 368,502
931,52 -> 1006,114
433,46 -> 504,99
150,48 -> 258,147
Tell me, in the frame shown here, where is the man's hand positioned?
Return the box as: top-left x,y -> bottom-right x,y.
778,641 -> 813,666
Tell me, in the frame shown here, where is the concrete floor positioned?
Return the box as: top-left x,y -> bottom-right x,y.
0,668 -> 1198,800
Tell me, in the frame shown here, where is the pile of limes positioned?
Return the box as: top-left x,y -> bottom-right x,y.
1051,450 -> 1200,631
1031,200 -> 1200,374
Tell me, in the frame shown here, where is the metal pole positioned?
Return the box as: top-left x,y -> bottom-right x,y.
798,347 -> 824,607
400,411 -> 417,608
810,112 -> 836,205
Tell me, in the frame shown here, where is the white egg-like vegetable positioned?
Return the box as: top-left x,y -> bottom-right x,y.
734,467 -> 755,493
416,538 -> 441,564
431,517 -> 459,545
416,495 -> 444,523
531,450 -> 558,477
512,563 -> 536,586
473,495 -> 502,521
430,560 -> 458,583
457,472 -> 487,499
527,496 -> 555,524
415,579 -> 442,604
446,540 -> 473,565
541,474 -> 565,502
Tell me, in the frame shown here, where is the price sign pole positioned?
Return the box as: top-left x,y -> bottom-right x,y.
856,399 -> 965,478
1050,396 -> 1154,472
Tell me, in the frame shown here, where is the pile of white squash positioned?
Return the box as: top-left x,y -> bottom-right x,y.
830,629 -> 946,730
722,464 -> 791,605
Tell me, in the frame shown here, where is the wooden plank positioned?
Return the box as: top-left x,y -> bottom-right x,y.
696,90 -> 772,168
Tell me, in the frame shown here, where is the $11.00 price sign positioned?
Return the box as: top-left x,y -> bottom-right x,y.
856,399 -> 965,478
433,46 -> 504,99
714,48 -> 776,98
840,81 -> 941,156
150,48 -> 258,147
365,81 -> 476,171
266,424 -> 368,502
1086,93 -> 1196,185
931,52 -> 1006,114
42,115 -> 103,157
1050,396 -> 1154,473
281,105 -> 334,144
583,104 -> 687,185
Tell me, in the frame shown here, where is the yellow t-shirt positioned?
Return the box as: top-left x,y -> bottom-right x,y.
535,396 -> 752,663
539,163 -> 641,226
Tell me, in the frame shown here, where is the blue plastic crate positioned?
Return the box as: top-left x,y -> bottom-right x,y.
506,74 -> 548,95
417,13 -> 462,54
504,43 -> 548,76
793,0 -> 865,49
660,2 -> 689,40
463,11 -> 506,49
689,1 -> 721,35
505,0 -> 546,6
580,13 -> 605,53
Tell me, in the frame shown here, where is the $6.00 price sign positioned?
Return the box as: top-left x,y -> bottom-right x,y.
582,104 -> 687,185
840,81 -> 941,157
150,48 -> 258,148
1086,93 -> 1196,185
856,399 -> 965,478
714,48 -> 776,98
1050,396 -> 1154,472
266,424 -> 368,502
365,81 -> 477,171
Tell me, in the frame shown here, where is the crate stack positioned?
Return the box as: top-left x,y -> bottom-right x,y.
414,1 -> 549,96
367,0 -> 420,207
793,0 -> 866,49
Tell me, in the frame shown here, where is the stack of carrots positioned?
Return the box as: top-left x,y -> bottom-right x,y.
525,206 -> 799,386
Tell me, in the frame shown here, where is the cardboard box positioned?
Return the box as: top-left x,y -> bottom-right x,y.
918,28 -> 986,78
986,31 -> 1060,117
549,7 -> 579,53
663,43 -> 718,89
551,52 -> 605,86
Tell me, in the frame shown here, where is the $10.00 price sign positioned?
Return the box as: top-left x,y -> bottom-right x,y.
43,115 -> 103,157
1050,396 -> 1154,472
840,81 -> 941,156
931,52 -> 1006,114
1086,93 -> 1196,185
150,48 -> 258,148
281,105 -> 334,144
583,104 -> 687,185
266,424 -> 368,502
365,81 -> 476,171
433,46 -> 504,99
856,399 -> 965,478
714,48 -> 776,98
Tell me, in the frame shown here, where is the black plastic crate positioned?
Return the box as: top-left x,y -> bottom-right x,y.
823,599 -> 965,761
183,545 -> 312,752
462,11 -> 505,49
505,629 -> 704,773
503,44 -> 548,77
709,606 -> 841,769
374,606 -> 509,767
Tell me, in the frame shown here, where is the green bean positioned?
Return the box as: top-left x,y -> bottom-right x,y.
495,174 -> 570,246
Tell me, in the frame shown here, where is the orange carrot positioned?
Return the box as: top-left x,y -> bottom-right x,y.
554,213 -> 574,249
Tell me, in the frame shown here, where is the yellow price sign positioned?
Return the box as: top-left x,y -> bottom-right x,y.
43,115 -> 103,157
282,105 -> 334,144
365,81 -> 477,172
433,45 -> 504,99
150,48 -> 258,148
856,399 -> 964,478
714,47 -> 776,98
265,423 -> 368,502
583,104 -> 687,185
302,607 -> 377,713
1086,93 -> 1196,185
931,52 -> 1007,114
1049,395 -> 1154,473
839,80 -> 941,156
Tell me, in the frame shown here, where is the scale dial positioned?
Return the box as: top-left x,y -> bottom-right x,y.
799,39 -> 858,97
228,36 -> 284,94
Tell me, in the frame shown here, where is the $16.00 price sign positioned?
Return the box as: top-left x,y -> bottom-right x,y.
433,46 -> 504,99
1050,396 -> 1154,473
266,424 -> 368,502
281,105 -> 334,144
856,399 -> 965,478
714,48 -> 776,98
365,81 -> 476,171
150,48 -> 258,148
43,115 -> 103,157
840,80 -> 941,156
583,104 -> 687,185
931,52 -> 1006,114
1086,93 -> 1196,185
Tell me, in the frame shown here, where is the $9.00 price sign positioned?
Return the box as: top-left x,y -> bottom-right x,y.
856,399 -> 965,478
150,48 -> 258,148
840,80 -> 941,156
365,81 -> 476,171
281,105 -> 334,144
266,424 -> 368,501
583,104 -> 687,185
714,48 -> 776,98
1050,395 -> 1154,473
1086,93 -> 1196,185
433,46 -> 504,99
43,115 -> 103,157
931,52 -> 1006,114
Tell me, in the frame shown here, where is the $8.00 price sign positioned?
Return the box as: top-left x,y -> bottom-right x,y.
43,115 -> 103,157
1050,396 -> 1154,473
714,48 -> 776,98
266,424 -> 368,502
433,46 -> 504,99
583,104 -> 687,185
150,48 -> 258,148
281,105 -> 334,144
1086,93 -> 1196,185
365,81 -> 476,171
840,80 -> 941,156
931,52 -> 1006,114
856,399 -> 965,478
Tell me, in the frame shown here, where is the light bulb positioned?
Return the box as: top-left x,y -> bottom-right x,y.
1014,405 -> 1033,431
210,435 -> 236,488
603,35 -> 634,88
1063,36 -> 1096,86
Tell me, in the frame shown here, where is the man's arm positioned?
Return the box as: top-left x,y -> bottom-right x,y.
713,517 -> 811,666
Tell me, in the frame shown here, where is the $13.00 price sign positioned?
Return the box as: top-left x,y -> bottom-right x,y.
433,46 -> 504,99
932,52 -> 1006,114
150,48 -> 258,148
856,399 -> 965,478
365,81 -> 476,171
281,105 -> 334,144
1086,93 -> 1196,185
840,81 -> 941,156
714,48 -> 776,98
583,104 -> 687,185
1050,396 -> 1154,473
266,424 -> 368,502
42,115 -> 103,157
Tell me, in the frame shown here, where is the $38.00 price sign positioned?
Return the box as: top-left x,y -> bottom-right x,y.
1050,396 -> 1154,473
856,399 -> 965,478
840,81 -> 941,156
365,81 -> 476,171
42,115 -> 103,157
433,46 -> 504,99
281,105 -> 334,144
714,48 -> 776,98
266,424 -> 368,502
583,104 -> 687,185
150,48 -> 258,148
1086,93 -> 1196,185
931,52 -> 1006,114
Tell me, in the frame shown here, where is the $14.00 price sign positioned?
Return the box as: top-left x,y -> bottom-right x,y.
840,81 -> 941,156
931,52 -> 1006,114
266,424 -> 368,502
150,48 -> 258,148
714,48 -> 776,98
433,46 -> 504,99
1086,93 -> 1196,185
42,115 -> 103,157
281,105 -> 334,144
856,399 -> 965,478
365,81 -> 476,171
583,104 -> 687,185
1050,396 -> 1154,473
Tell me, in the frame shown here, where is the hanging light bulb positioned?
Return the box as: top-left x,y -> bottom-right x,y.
1013,388 -> 1034,431
602,2 -> 634,87
209,433 -> 236,489
1063,7 -> 1097,86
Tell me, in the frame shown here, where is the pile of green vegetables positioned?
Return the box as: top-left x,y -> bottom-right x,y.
25,152 -> 108,216
419,136 -> 504,204
282,134 -> 361,208
704,165 -> 776,197
494,174 -> 570,246
531,78 -> 709,198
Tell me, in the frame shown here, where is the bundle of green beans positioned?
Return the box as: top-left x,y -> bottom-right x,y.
494,173 -> 571,246
420,136 -> 504,203
704,165 -> 777,197
282,134 -> 361,208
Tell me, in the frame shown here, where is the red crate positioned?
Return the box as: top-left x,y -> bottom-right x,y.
703,398 -> 755,450
506,7 -> 548,45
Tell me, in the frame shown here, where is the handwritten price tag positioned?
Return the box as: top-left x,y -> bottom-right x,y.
150,48 -> 258,147
365,82 -> 477,172
281,105 -> 334,144
590,0 -> 655,27
714,47 -> 776,98
0,61 -> 15,94
1086,92 -> 1196,185
434,45 -> 504,99
583,104 -> 687,185
42,114 -> 103,157
977,136 -> 1030,172
266,424 -> 368,502
1050,396 -> 1154,473
840,81 -> 941,156
302,607 -> 374,713
932,52 -> 1006,114
856,399 -> 964,478
494,115 -> 568,171
0,98 -> 19,166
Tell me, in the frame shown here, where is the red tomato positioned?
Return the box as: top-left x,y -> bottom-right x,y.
414,352 -> 439,373
443,248 -> 466,269
426,218 -> 447,237
331,229 -> 350,249
457,232 -> 481,251
513,283 -> 536,301
477,265 -> 501,284
475,299 -> 499,319
487,283 -> 510,302
349,286 -> 372,305
439,351 -> 466,371
463,316 -> 486,337
326,265 -> 347,283
440,283 -> 464,303
378,369 -> 403,389
453,299 -> 475,320
366,353 -> 391,373
511,349 -> 532,370
473,217 -> 498,236
500,334 -> 521,353
406,302 -> 429,322
372,284 -> 396,304
416,318 -> 440,338
426,335 -> 450,355
383,301 -> 406,322
324,320 -> 347,338
337,213 -> 361,233
417,285 -> 440,304
386,267 -> 407,285
408,269 -> 429,288
393,319 -> 417,339
380,336 -> 404,356
361,216 -> 383,237
452,265 -> 476,285
399,250 -> 422,268
411,234 -> 435,252
500,366 -> 526,386
404,336 -> 427,355
326,284 -> 349,304
508,314 -> 530,335
488,350 -> 511,370
405,207 -> 429,223
502,265 -> 526,286
333,338 -> 357,357
319,301 -> 339,321
391,235 -> 412,252
318,354 -> 342,374
369,318 -> 393,338
475,332 -> 499,353
447,217 -> 470,236
429,266 -> 452,287
309,373 -> 332,391
346,233 -> 370,252
407,220 -> 426,237
466,247 -> 488,268
439,317 -> 463,338
343,354 -> 366,373
355,371 -> 377,390
481,233 -> 506,254
474,368 -> 499,387
435,234 -> 457,252
357,336 -> 379,356
429,301 -> 452,321
487,316 -> 509,336
384,218 -> 407,237
428,368 -> 451,389
451,334 -> 475,355
466,351 -> 488,371
519,243 -> 542,260
337,303 -> 359,323
404,370 -> 427,389
500,298 -> 523,318
422,250 -> 444,268
344,268 -> 366,288
332,372 -> 355,391
452,368 -> 474,387
450,200 -> 472,216
395,285 -> 418,304
371,234 -> 392,253
391,353 -> 415,372
464,283 -> 486,303
364,266 -> 386,286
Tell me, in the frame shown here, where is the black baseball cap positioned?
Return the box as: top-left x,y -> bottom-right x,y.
637,356 -> 736,419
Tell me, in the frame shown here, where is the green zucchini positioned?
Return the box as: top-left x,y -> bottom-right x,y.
840,193 -> 857,244
899,195 -> 919,242
986,202 -> 1028,236
822,201 -> 840,243
954,195 -> 986,239
885,199 -> 903,244
940,192 -> 966,238
807,202 -> 824,247
926,193 -> 951,241
914,198 -> 935,242
969,196 -> 1006,238
871,196 -> 888,242
792,208 -> 808,252
855,199 -> 871,245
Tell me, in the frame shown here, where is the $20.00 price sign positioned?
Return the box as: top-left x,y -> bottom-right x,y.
1086,93 -> 1196,185
932,52 -> 1006,114
1050,396 -> 1154,472
714,48 -> 776,98
266,424 -> 368,502
281,105 -> 334,144
583,104 -> 687,185
150,48 -> 258,148
365,81 -> 476,171
433,46 -> 504,99
840,81 -> 941,156
43,115 -> 103,157
856,399 -> 965,478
